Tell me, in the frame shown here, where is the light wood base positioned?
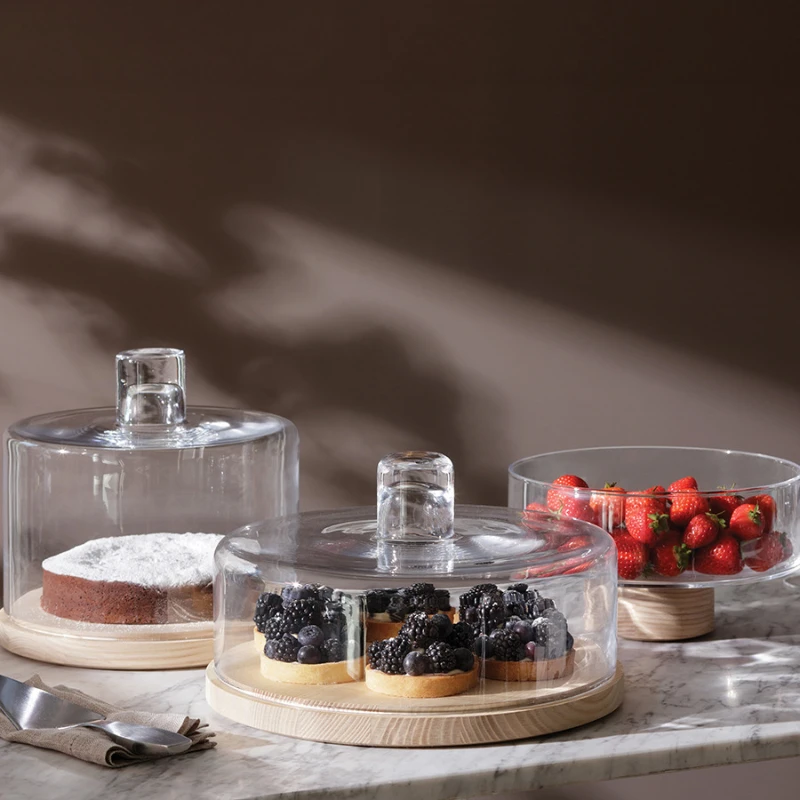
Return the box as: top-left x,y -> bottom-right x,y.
0,606 -> 213,669
618,586 -> 715,641
205,640 -> 623,746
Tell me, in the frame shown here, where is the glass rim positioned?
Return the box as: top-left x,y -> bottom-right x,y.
508,445 -> 800,497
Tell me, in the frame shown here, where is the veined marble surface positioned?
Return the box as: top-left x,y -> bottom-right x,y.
2,578 -> 800,800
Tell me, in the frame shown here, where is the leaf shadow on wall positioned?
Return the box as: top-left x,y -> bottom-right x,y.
0,116 -> 506,507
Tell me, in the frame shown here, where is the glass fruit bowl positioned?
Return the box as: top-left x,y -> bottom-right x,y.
509,446 -> 800,588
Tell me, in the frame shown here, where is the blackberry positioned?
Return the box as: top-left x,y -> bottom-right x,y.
403,650 -> 430,676
268,633 -> 300,663
525,590 -> 547,619
367,639 -> 387,669
416,593 -> 440,615
470,600 -> 507,635
429,613 -> 453,639
492,630 -> 524,662
446,621 -> 474,649
453,647 -> 475,672
426,641 -> 457,673
298,625 -> 325,648
322,602 -> 346,641
377,637 -> 411,675
322,638 -> 343,663
400,612 -> 438,649
503,590 -> 526,617
531,618 -> 567,654
263,613 -> 289,640
508,582 -> 528,594
435,588 -> 451,611
459,583 -> 500,611
542,608 -> 567,628
282,599 -> 324,633
366,589 -> 392,615
253,592 -> 283,632
407,583 -> 438,614
386,593 -> 410,622
297,645 -> 322,664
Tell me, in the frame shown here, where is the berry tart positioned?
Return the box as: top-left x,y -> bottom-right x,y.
461,583 -> 575,681
255,584 -> 364,685
364,611 -> 479,698
365,583 -> 453,642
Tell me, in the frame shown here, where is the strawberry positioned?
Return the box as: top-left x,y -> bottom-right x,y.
682,512 -> 724,549
695,534 -> 743,575
669,491 -> 710,528
627,486 -> 668,514
589,483 -> 626,529
556,533 -> 594,553
668,476 -> 698,493
729,503 -> 765,541
551,496 -> 597,524
709,491 -> 743,525
745,531 -> 785,572
546,474 -> 588,511
744,494 -> 776,534
612,531 -> 648,580
625,502 -> 669,546
524,501 -> 550,515
650,531 -> 690,577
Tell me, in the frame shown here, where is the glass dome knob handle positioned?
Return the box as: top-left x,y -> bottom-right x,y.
116,348 -> 187,427
376,451 -> 455,540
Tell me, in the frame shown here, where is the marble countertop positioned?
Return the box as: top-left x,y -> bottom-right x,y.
2,578 -> 800,800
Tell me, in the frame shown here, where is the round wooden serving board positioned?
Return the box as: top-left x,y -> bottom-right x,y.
617,586 -> 715,641
205,640 -> 623,746
0,589 -> 214,669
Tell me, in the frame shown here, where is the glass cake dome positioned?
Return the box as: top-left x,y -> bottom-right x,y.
1,347 -> 298,668
208,452 -> 622,747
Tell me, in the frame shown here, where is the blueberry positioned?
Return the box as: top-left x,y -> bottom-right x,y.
504,615 -> 522,631
513,620 -> 534,643
566,632 -> 574,651
298,625 -> 325,648
264,639 -> 277,659
282,585 -> 303,603
297,645 -> 322,664
473,634 -> 495,659
524,641 -> 538,660
453,647 -> 475,672
430,613 -> 453,638
403,651 -> 430,676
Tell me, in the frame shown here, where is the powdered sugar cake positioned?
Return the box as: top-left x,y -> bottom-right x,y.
41,532 -> 223,624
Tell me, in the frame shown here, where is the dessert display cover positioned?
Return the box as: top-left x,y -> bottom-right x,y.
0,347 -> 299,668
207,451 -> 623,747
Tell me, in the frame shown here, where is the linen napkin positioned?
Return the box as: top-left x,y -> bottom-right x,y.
0,674 -> 216,767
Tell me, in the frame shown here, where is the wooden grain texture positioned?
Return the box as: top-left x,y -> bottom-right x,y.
217,639 -> 610,714
617,586 -> 715,641
205,660 -> 624,746
0,608 -> 213,669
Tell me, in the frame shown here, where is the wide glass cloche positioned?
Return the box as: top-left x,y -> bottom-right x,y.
1,347 -> 299,668
207,451 -> 623,747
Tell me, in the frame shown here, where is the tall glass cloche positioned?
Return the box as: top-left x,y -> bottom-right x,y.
208,451 -> 623,747
1,347 -> 298,669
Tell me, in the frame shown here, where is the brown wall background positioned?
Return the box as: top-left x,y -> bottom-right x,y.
1,4 -> 799,511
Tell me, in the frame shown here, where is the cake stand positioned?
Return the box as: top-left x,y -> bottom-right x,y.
509,446 -> 800,641
207,452 -> 624,747
0,347 -> 299,669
